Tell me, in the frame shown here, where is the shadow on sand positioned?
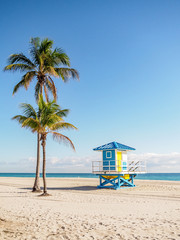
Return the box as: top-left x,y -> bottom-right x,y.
21,185 -> 98,192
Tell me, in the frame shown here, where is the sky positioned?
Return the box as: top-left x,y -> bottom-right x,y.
0,0 -> 180,173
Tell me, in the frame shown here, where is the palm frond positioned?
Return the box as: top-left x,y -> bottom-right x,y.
41,112 -> 64,127
20,103 -> 37,119
29,37 -> 40,66
45,66 -> 59,77
53,109 -> 69,117
52,132 -> 75,150
35,82 -> 41,102
22,118 -> 40,133
39,38 -> 53,54
30,37 -> 40,48
50,122 -> 77,131
52,48 -> 70,66
13,78 -> 26,95
13,71 -> 36,95
37,94 -> 44,116
12,115 -> 27,124
6,53 -> 36,68
45,77 -> 57,101
37,96 -> 64,126
56,109 -> 69,117
55,68 -> 79,82
4,64 -> 34,72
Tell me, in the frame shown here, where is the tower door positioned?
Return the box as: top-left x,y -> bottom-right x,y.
117,152 -> 122,172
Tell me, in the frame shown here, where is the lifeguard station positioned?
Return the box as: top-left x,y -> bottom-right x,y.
92,141 -> 146,190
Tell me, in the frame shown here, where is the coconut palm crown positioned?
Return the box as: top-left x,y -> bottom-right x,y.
12,95 -> 77,195
4,37 -> 79,101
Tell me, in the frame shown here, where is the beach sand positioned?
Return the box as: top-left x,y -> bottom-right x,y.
0,177 -> 180,240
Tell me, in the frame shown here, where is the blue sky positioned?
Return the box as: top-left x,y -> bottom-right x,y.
0,0 -> 180,172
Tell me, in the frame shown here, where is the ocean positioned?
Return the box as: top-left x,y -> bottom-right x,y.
0,173 -> 179,181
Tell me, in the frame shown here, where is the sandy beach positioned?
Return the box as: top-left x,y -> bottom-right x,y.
0,177 -> 180,240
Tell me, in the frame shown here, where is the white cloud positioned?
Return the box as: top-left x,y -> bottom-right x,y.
1,152 -> 179,173
129,152 -> 180,173
44,152 -> 180,173
49,157 -> 59,164
47,155 -> 96,169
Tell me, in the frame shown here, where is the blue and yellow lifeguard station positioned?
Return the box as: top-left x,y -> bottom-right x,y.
92,141 -> 146,190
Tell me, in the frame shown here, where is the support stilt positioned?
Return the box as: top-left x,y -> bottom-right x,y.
97,174 -> 136,190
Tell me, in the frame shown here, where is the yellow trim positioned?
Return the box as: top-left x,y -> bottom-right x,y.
121,174 -> 130,180
101,174 -> 130,180
117,152 -> 122,171
102,175 -> 118,179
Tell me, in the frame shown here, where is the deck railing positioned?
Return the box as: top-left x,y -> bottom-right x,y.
92,159 -> 146,174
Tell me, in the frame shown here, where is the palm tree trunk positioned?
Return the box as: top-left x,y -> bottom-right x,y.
32,133 -> 41,192
42,137 -> 48,195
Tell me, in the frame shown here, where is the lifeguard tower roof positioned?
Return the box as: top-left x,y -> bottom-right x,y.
93,141 -> 136,151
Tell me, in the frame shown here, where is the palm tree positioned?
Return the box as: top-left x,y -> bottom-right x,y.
4,37 -> 79,101
12,95 -> 77,196
4,37 -> 79,192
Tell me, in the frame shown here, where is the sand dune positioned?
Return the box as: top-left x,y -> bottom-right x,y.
0,177 -> 180,240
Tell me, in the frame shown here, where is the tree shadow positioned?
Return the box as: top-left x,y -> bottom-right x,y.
21,186 -> 98,191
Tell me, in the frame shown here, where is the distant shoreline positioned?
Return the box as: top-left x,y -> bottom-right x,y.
0,173 -> 179,181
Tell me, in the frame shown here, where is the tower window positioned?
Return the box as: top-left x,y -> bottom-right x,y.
106,151 -> 112,158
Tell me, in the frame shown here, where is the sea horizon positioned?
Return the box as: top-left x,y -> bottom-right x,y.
0,172 -> 179,181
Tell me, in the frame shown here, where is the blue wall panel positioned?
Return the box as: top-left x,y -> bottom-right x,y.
103,150 -> 115,170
